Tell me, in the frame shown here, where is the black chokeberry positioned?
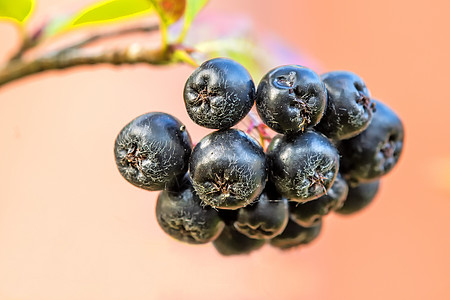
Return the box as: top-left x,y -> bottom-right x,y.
290,173 -> 348,227
189,129 -> 267,210
156,176 -> 225,244
267,130 -> 339,202
213,225 -> 265,256
270,219 -> 322,250
339,100 -> 404,186
316,71 -> 374,140
234,182 -> 289,239
336,180 -> 380,215
114,112 -> 192,191
256,65 -> 327,135
183,58 -> 255,129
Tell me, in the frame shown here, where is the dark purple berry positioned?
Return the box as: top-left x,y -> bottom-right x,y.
339,100 -> 404,186
267,130 -> 339,202
156,177 -> 225,244
290,173 -> 348,227
256,65 -> 327,134
336,180 -> 380,215
316,71 -> 374,140
189,129 -> 267,210
213,225 -> 265,256
234,182 -> 289,239
270,219 -> 322,250
183,58 -> 255,129
114,112 -> 192,191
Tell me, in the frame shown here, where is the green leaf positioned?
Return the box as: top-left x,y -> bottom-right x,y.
178,0 -> 209,42
68,0 -> 154,28
0,0 -> 34,24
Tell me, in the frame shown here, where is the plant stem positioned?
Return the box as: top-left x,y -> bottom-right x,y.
0,45 -> 170,88
0,24 -> 188,89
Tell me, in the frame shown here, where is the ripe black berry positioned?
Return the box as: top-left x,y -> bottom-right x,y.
189,129 -> 267,210
156,177 -> 225,244
255,65 -> 327,134
213,225 -> 265,256
114,112 -> 192,191
270,219 -> 322,250
336,180 -> 380,215
290,173 -> 348,227
316,71 -> 374,140
234,182 -> 289,239
339,100 -> 404,186
267,130 -> 339,202
183,58 -> 255,129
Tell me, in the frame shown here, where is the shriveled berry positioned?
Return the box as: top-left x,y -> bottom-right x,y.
290,173 -> 348,227
213,225 -> 265,256
336,180 -> 380,215
256,65 -> 327,134
189,129 -> 267,210
156,177 -> 225,244
234,182 -> 289,239
339,100 -> 404,186
183,58 -> 255,129
270,219 -> 322,250
316,71 -> 374,140
114,112 -> 192,191
267,130 -> 339,202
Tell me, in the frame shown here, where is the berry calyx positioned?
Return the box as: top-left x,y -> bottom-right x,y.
114,112 -> 192,191
183,58 -> 255,129
256,65 -> 327,135
189,129 -> 267,210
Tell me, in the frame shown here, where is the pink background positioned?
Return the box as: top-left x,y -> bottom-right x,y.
0,0 -> 449,299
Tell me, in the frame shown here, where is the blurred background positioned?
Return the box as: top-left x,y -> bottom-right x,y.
0,0 -> 449,299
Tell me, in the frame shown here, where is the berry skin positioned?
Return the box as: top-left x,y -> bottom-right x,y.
316,71 -> 374,140
189,129 -> 267,210
156,177 -> 225,244
290,173 -> 348,227
336,180 -> 380,215
114,112 -> 192,191
339,100 -> 404,186
270,219 -> 322,250
234,182 -> 289,239
255,65 -> 327,134
267,130 -> 339,202
183,58 -> 255,129
213,225 -> 265,256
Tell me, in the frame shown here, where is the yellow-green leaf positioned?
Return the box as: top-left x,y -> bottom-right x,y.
178,0 -> 209,42
69,0 -> 154,28
0,0 -> 34,24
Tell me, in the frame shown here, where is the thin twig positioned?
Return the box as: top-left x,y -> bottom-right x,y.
0,44 -> 172,88
57,24 -> 160,54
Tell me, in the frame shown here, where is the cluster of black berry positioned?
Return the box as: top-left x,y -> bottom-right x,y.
114,58 -> 404,255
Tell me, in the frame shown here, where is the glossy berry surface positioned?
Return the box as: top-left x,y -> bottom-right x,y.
316,71 -> 374,140
336,180 -> 380,215
290,173 -> 348,227
339,100 -> 404,186
255,65 -> 327,135
114,112 -> 192,191
213,225 -> 265,256
267,130 -> 339,202
156,177 -> 225,244
234,183 -> 289,239
183,58 -> 255,129
270,219 -> 322,250
189,129 -> 267,210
